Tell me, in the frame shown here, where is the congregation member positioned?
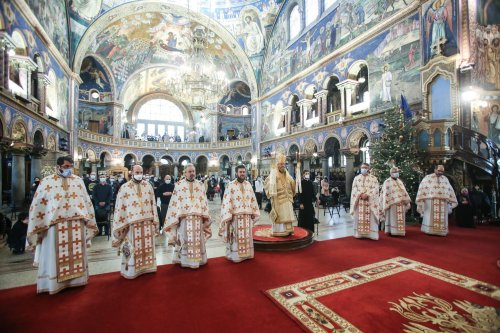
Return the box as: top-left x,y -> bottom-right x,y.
297,170 -> 317,234
254,176 -> 264,209
27,156 -> 97,294
92,173 -> 113,236
7,212 -> 29,254
156,174 -> 175,231
163,164 -> 212,269
219,165 -> 260,263
350,163 -> 380,240
113,165 -> 159,279
264,153 -> 296,236
416,165 -> 458,236
456,187 -> 475,228
379,167 -> 411,236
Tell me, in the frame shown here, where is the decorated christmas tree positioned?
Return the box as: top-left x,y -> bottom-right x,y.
370,107 -> 423,219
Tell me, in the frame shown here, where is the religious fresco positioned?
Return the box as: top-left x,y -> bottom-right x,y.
89,11 -> 248,94
261,0 -> 415,93
260,13 -> 421,141
471,100 -> 500,146
218,81 -> 251,107
69,1 -> 280,67
473,0 -> 500,90
421,0 -> 459,64
79,56 -> 113,101
217,116 -> 251,139
78,102 -> 113,135
3,1 -> 71,130
25,0 -> 70,61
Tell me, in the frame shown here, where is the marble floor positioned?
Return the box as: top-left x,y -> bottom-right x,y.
0,200 -> 354,290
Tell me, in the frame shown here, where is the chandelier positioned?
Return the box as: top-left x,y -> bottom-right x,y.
166,26 -> 228,110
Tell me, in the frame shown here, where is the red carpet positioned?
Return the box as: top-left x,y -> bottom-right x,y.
0,225 -> 499,333
253,225 -> 309,241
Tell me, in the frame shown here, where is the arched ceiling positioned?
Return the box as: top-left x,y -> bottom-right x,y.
74,1 -> 261,104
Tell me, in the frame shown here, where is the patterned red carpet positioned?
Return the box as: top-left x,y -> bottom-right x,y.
1,225 -> 499,333
253,225 -> 309,241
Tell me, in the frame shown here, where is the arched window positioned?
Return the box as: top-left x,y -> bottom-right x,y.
305,1 -> 319,26
418,130 -> 429,150
326,76 -> 341,113
433,129 -> 442,147
355,64 -> 369,104
136,99 -> 185,141
289,5 -> 301,41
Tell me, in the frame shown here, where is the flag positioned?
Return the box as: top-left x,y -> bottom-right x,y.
401,94 -> 412,121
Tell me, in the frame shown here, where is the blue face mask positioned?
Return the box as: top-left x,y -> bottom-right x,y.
60,168 -> 73,177
391,173 -> 399,178
360,168 -> 368,175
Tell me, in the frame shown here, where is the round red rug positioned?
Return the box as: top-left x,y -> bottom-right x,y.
252,225 -> 310,242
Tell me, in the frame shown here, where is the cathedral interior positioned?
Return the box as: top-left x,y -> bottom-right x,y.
0,0 -> 499,325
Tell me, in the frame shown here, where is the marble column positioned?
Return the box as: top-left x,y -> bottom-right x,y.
112,103 -> 124,143
31,154 -> 43,180
11,152 -> 26,208
283,106 -> 292,134
315,90 -> 328,125
336,80 -> 358,118
173,163 -> 179,178
154,162 -> 160,178
36,73 -> 50,115
343,152 -> 356,197
9,56 -> 37,100
0,32 -> 16,91
91,162 -> 98,174
230,162 -> 236,180
321,157 -> 328,178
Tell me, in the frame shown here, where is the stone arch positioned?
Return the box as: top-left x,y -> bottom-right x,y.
346,128 -> 371,151
73,2 -> 258,101
128,92 -> 194,127
141,154 -> 156,175
322,74 -> 340,90
123,153 -> 138,169
11,29 -> 28,56
323,135 -> 342,167
81,54 -> 117,99
244,152 -> 253,162
288,143 -> 300,159
347,60 -> 369,80
196,155 -> 209,176
233,154 -> 243,164
32,129 -> 45,149
11,118 -> 28,143
99,151 -> 113,168
322,134 -> 343,151
178,155 -> 191,164
33,53 -> 45,73
304,84 -> 317,99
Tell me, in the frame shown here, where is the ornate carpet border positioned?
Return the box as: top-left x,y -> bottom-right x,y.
265,257 -> 500,332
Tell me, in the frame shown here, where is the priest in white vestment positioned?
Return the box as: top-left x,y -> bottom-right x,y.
220,165 -> 260,263
163,164 -> 212,269
350,163 -> 380,240
28,156 -> 98,294
380,167 -> 411,236
264,153 -> 296,236
113,165 -> 159,279
416,165 -> 458,236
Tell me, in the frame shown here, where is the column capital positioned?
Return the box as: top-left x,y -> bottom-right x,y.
37,73 -> 52,86
340,148 -> 358,157
314,90 -> 329,99
0,32 -> 16,51
336,79 -> 358,90
9,55 -> 38,71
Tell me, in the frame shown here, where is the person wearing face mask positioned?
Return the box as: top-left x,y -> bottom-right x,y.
350,163 -> 380,240
219,175 -> 226,203
254,176 -> 264,209
30,176 -> 41,203
416,165 -> 458,236
156,174 -> 175,230
163,163 -> 212,269
84,172 -> 98,199
219,165 -> 260,263
456,188 -> 475,228
112,165 -> 159,279
27,155 -> 98,294
92,173 -> 113,236
264,153 -> 296,236
380,167 -> 411,236
297,170 -> 318,234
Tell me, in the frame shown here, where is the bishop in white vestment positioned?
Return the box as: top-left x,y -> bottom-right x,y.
113,165 -> 159,279
380,167 -> 411,236
350,163 -> 380,240
220,165 -> 260,263
163,164 -> 212,269
416,165 -> 458,236
28,156 -> 97,294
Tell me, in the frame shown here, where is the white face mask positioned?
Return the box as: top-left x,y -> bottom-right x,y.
391,173 -> 399,178
165,179 -> 171,183
90,175 -> 96,180
360,168 -> 369,175
133,174 -> 143,181
60,168 -> 73,178
304,174 -> 310,180
100,177 -> 106,183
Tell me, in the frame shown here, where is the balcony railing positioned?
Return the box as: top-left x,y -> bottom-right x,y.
78,130 -> 251,150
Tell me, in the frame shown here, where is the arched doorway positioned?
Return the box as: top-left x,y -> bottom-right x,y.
99,151 -> 112,171
159,155 -> 174,178
220,155 -> 230,176
142,155 -> 156,175
196,155 -> 208,177
326,76 -> 341,114
124,154 -> 137,170
178,156 -> 191,176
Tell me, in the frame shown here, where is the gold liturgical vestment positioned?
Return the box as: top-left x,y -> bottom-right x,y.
264,169 -> 296,236
28,173 -> 97,294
